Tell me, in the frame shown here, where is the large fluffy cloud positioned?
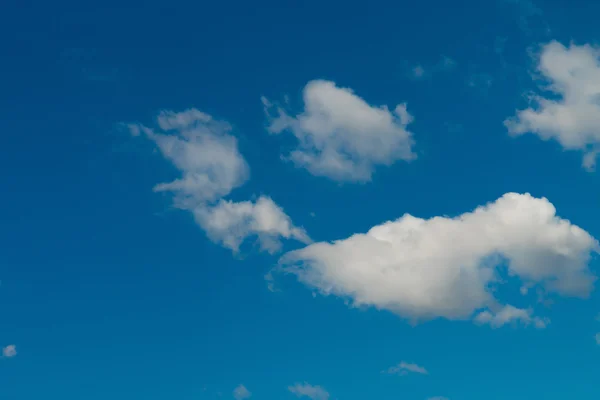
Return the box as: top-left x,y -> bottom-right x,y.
263,80 -> 416,182
277,193 -> 598,322
129,109 -> 309,252
505,41 -> 600,170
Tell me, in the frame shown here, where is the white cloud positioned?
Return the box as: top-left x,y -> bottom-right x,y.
505,41 -> 600,170
129,109 -> 308,253
288,382 -> 329,400
385,361 -> 428,376
2,345 -> 16,358
130,109 -> 249,205
194,196 -> 311,253
263,80 -> 416,182
595,332 -> 600,345
277,193 -> 598,322
233,384 -> 251,400
474,304 -> 549,328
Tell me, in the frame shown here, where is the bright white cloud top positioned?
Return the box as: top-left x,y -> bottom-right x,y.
263,80 -> 416,182
505,41 -> 600,170
128,109 -> 309,253
278,193 -> 598,322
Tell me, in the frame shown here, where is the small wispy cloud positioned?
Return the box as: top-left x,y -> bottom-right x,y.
412,65 -> 426,78
233,384 -> 251,400
408,56 -> 457,80
288,382 -> 329,400
474,305 -> 549,329
467,72 -> 494,91
2,345 -> 17,358
384,361 -> 428,376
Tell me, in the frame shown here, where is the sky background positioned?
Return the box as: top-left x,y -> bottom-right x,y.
1,0 -> 600,399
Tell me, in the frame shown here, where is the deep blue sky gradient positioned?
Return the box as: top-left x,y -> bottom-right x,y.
1,1 -> 600,399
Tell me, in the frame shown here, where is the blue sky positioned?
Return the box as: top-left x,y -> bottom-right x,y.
2,0 -> 600,399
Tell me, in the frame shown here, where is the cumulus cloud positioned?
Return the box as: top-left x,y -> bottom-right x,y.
277,193 -> 598,322
233,384 -> 251,400
2,345 -> 16,358
384,361 -> 428,376
474,304 -> 549,328
505,41 -> 600,170
263,80 -> 416,182
288,382 -> 329,400
128,109 -> 308,253
194,196 -> 311,254
130,109 -> 249,205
